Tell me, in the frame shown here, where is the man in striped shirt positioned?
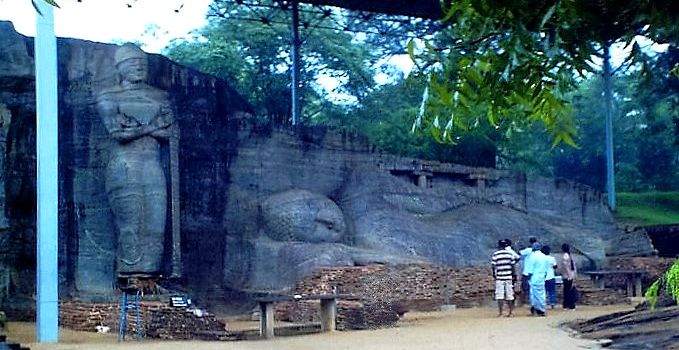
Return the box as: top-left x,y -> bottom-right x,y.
492,239 -> 519,317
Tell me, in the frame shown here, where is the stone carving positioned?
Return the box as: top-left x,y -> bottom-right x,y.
0,22 -> 33,82
0,22 -> 655,303
0,24 -> 256,299
224,188 -> 421,291
261,189 -> 346,243
221,128 -> 640,291
0,103 -> 10,229
96,43 -> 178,277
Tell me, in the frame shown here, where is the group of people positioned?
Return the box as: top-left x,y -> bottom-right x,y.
491,237 -> 578,317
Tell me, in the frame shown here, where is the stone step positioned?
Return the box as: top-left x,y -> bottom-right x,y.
0,343 -> 21,350
574,278 -> 630,306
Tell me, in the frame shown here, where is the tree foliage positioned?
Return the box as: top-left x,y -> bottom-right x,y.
645,259 -> 679,309
502,65 -> 678,192
313,74 -> 500,167
165,0 -> 376,124
410,0 -> 679,148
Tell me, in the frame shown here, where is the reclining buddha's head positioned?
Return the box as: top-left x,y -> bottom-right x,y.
261,189 -> 346,243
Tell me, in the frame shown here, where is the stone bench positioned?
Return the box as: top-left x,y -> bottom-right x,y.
255,293 -> 355,339
582,270 -> 646,297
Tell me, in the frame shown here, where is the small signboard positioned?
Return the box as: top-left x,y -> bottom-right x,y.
170,295 -> 190,307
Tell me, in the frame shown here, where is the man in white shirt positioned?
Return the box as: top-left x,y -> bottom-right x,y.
519,237 -> 538,305
525,242 -> 550,316
541,245 -> 558,309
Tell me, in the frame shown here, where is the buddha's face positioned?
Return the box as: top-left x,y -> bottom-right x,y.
261,190 -> 346,243
117,57 -> 148,84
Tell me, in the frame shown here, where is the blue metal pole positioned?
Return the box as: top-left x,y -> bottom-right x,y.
290,0 -> 300,126
603,43 -> 615,211
35,0 -> 59,342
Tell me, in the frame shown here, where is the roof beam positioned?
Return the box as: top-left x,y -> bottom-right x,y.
297,0 -> 443,19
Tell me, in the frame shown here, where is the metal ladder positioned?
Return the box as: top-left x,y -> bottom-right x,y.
118,290 -> 142,341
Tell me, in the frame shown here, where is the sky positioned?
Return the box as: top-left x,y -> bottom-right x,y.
0,0 -> 212,52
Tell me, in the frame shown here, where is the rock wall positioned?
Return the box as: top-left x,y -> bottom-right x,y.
222,127 -> 625,291
0,21 -> 649,308
642,224 -> 679,257
0,21 -> 39,304
0,21 -> 251,302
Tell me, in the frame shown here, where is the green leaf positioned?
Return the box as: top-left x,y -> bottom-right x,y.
671,63 -> 679,78
487,107 -> 498,126
33,0 -> 60,12
540,4 -> 557,29
550,134 -> 563,148
458,58 -> 473,69
464,67 -> 485,86
407,39 -> 416,62
424,41 -> 437,54
31,0 -> 43,15
560,132 -> 578,148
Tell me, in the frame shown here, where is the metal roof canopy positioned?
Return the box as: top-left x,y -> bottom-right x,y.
297,0 -> 443,19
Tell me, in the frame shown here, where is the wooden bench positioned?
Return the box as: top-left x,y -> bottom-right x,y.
583,270 -> 646,297
255,293 -> 354,339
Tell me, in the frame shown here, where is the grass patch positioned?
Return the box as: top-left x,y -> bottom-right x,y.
615,192 -> 679,225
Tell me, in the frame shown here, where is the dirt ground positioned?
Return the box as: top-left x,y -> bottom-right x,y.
4,305 -> 632,350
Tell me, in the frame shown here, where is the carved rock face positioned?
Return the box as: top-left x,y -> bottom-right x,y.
97,44 -> 175,276
261,189 -> 346,243
0,22 -> 33,82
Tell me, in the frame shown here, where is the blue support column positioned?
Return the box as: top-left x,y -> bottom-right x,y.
35,1 -> 59,343
602,43 -> 615,211
290,0 -> 301,126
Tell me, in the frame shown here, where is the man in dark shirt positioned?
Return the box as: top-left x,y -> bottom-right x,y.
492,239 -> 519,317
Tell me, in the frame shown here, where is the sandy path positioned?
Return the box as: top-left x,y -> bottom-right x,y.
7,305 -> 631,350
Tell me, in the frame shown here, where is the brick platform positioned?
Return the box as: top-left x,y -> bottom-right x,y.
59,301 -> 226,339
277,262 -> 634,326
274,299 -> 403,330
291,264 -> 496,309
604,257 -> 677,291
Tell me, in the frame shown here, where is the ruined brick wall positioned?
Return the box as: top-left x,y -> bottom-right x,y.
605,257 -> 677,288
279,263 -> 632,324
291,264 -> 495,310
284,264 -> 494,311
59,301 -> 225,339
606,257 -> 676,276
275,300 -> 402,330
273,264 -> 493,329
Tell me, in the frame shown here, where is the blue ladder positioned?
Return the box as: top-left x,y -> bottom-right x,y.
118,290 -> 142,341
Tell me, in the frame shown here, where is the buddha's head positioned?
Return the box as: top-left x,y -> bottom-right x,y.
261,189 -> 346,243
114,43 -> 148,84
